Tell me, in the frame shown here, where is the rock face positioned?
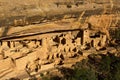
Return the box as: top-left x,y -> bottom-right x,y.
0,0 -> 119,79
0,0 -> 110,26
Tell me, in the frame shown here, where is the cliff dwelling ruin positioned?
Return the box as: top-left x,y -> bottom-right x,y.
0,0 -> 119,79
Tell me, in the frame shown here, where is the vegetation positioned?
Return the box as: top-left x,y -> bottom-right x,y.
41,53 -> 120,80
110,28 -> 120,40
114,28 -> 120,40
